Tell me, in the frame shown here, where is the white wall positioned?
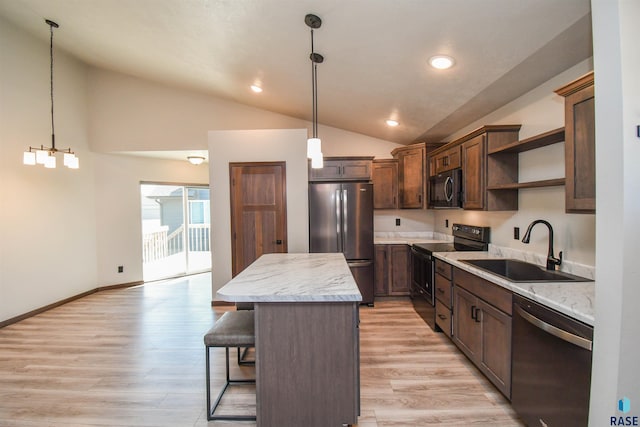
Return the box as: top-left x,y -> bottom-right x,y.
0,17 -> 97,321
432,59 -> 596,267
590,0 -> 640,424
88,68 -> 401,157
93,154 -> 209,286
208,129 -> 309,298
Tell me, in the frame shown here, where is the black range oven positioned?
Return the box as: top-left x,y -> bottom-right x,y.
411,224 -> 490,306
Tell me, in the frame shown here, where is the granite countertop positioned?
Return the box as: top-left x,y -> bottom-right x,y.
216,253 -> 362,303
433,251 -> 595,326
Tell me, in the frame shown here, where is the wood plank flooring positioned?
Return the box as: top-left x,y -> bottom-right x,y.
0,274 -> 523,426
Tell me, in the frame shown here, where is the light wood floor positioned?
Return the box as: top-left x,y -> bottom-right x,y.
0,274 -> 523,426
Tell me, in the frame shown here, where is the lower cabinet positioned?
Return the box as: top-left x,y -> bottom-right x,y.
434,259 -> 453,337
374,244 -> 410,296
452,268 -> 512,399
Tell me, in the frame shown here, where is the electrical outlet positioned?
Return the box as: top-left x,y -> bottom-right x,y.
395,218 -> 401,226
514,227 -> 520,240
445,219 -> 449,228
118,265 -> 124,273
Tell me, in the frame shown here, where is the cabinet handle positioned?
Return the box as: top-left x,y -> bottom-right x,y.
418,194 -> 422,203
474,308 -> 482,323
470,305 -> 477,320
437,288 -> 445,294
438,314 -> 447,320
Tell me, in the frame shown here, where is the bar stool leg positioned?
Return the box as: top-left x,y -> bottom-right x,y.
206,345 -> 256,421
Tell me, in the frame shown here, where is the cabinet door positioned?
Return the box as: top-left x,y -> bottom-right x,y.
308,159 -> 343,181
372,161 -> 398,209
399,147 -> 424,208
435,146 -> 462,174
374,245 -> 388,296
462,135 -> 485,210
565,85 -> 595,213
388,245 -> 410,295
453,286 -> 481,361
478,299 -> 512,398
341,160 -> 372,180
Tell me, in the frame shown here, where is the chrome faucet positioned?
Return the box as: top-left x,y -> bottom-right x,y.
521,219 -> 562,270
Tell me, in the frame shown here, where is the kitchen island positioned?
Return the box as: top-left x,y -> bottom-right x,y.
216,253 -> 362,427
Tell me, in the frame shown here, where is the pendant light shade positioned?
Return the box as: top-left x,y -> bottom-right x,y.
305,14 -> 324,169
23,19 -> 79,170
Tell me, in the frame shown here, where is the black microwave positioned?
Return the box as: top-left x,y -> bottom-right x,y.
428,168 -> 462,208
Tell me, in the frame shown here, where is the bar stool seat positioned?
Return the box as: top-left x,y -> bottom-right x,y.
204,310 -> 256,421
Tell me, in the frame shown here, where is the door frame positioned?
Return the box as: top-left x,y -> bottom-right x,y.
229,161 -> 288,276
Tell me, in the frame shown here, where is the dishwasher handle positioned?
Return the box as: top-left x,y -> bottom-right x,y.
514,304 -> 593,351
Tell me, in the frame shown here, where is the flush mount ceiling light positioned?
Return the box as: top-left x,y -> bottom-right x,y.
429,55 -> 455,70
187,156 -> 205,165
23,19 -> 78,169
305,13 -> 324,169
386,119 -> 399,127
250,84 -> 263,93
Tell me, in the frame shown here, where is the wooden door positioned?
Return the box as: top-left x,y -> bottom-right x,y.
462,134 -> 485,210
230,162 -> 287,276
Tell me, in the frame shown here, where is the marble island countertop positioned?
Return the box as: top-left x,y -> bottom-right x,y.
433,251 -> 595,326
216,253 -> 362,303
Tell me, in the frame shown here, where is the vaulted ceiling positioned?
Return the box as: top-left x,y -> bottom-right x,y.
0,0 -> 592,145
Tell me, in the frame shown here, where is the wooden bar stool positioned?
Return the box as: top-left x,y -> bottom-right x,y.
204,310 -> 256,421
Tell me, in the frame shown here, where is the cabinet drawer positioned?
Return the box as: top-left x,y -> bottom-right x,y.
435,299 -> 452,338
435,259 -> 452,280
454,267 -> 512,315
435,273 -> 452,307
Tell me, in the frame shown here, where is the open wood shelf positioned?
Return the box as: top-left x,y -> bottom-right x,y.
487,178 -> 566,190
488,127 -> 565,154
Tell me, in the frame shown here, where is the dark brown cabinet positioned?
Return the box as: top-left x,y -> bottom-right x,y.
374,244 -> 410,296
452,267 -> 512,398
555,72 -> 595,213
431,145 -> 461,176
372,160 -> 398,209
392,144 -> 425,208
308,156 -> 374,181
434,259 -> 453,337
461,135 -> 486,210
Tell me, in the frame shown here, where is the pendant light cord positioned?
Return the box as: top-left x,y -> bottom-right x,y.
49,21 -> 56,149
310,28 -> 317,138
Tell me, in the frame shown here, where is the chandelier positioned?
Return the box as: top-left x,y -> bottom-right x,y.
23,19 -> 79,169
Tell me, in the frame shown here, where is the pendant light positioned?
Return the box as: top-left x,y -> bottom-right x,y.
305,14 -> 324,169
23,19 -> 79,169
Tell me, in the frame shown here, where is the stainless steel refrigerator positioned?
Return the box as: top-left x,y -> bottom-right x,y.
309,182 -> 374,305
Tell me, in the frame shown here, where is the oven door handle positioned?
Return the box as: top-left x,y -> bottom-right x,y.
514,304 -> 592,351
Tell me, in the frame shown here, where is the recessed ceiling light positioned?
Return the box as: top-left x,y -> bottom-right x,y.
386,119 -> 399,127
429,55 -> 455,70
250,84 -> 263,93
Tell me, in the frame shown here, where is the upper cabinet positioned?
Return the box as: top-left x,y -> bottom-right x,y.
430,145 -> 461,177
308,156 -> 374,182
429,125 -> 521,210
392,144 -> 426,209
372,159 -> 398,209
555,72 -> 595,213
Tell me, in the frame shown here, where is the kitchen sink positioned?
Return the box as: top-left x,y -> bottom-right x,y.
461,259 -> 593,282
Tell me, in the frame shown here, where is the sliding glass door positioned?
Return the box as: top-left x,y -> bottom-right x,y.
141,184 -> 211,281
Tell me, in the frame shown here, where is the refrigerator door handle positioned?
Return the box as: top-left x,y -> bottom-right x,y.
335,189 -> 342,252
342,189 -> 348,253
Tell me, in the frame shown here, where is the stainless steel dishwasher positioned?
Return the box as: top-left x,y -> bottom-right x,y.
511,294 -> 593,427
